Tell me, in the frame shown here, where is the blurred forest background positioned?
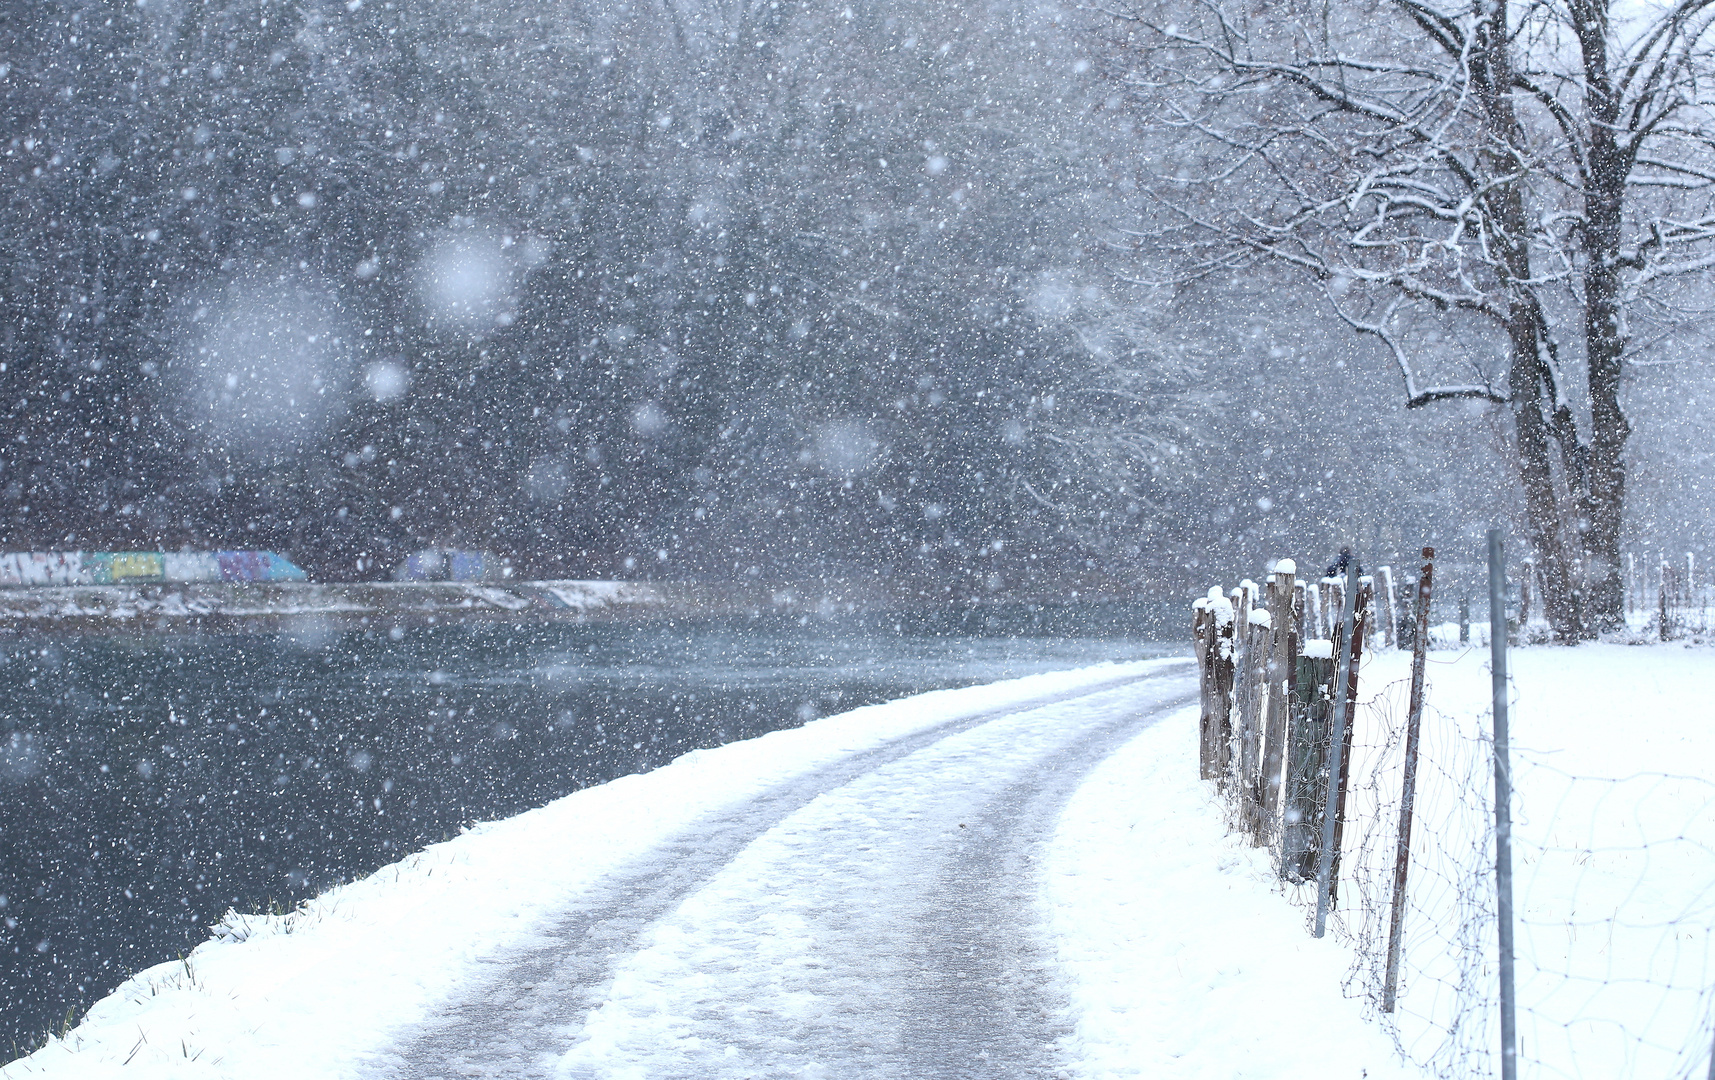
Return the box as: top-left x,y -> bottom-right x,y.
0,0 -> 1708,596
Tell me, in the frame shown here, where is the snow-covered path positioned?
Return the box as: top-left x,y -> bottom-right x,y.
374,674 -> 1193,1079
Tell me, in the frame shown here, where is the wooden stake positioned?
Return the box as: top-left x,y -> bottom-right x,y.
1292,578 -> 1308,641
1238,585 -> 1270,844
1376,565 -> 1398,650
1213,596 -> 1235,780
1193,600 -> 1218,779
1328,579 -> 1370,910
1232,584 -> 1255,799
1282,644 -> 1334,883
1314,556 -> 1362,937
1519,559 -> 1534,630
1661,560 -> 1672,641
1260,563 -> 1297,823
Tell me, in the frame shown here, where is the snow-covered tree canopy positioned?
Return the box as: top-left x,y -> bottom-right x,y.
1098,0 -> 1715,633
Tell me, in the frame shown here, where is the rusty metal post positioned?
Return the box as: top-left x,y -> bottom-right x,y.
1382,547 -> 1435,1012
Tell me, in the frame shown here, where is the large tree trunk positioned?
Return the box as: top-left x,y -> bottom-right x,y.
1474,0 -> 1587,641
1575,3 -> 1632,632
1508,313 -> 1584,639
1582,190 -> 1630,631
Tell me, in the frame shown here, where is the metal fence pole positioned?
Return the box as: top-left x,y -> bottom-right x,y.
1489,529 -> 1518,1080
1382,546 -> 1435,1012
1314,551 -> 1361,938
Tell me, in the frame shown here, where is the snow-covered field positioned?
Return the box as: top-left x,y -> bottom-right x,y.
5,642 -> 1712,1080
1323,642 -> 1715,1080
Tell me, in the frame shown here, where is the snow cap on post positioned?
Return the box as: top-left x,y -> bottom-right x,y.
1274,558 -> 1296,577
1207,587 -> 1234,626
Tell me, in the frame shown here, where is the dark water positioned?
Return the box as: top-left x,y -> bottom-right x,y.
0,604 -> 1176,1056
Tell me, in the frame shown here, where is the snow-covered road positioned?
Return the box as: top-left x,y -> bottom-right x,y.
376,673 -> 1193,1079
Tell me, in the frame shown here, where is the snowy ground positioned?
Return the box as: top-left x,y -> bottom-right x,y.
8,642 -> 1709,1080
1321,640 -> 1715,1080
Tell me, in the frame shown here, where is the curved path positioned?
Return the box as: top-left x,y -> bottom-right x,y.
368,669 -> 1194,1080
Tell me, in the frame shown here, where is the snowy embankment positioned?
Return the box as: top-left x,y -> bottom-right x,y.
1046,704 -> 1419,1078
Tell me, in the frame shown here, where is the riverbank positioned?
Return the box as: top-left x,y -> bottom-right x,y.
0,579 -> 1179,636
0,579 -> 870,634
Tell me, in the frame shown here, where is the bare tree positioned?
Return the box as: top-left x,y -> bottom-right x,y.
1099,0 -> 1715,636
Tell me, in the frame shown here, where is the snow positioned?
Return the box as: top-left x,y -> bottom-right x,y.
0,579 -> 654,623
1274,558 -> 1296,576
1205,587 -> 1233,626
1345,642 -> 1715,1078
548,672 -> 1193,1078
539,579 -> 659,612
1302,638 -> 1335,659
1046,708 -> 1415,1079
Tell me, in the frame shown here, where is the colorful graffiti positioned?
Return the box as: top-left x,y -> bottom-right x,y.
0,551 -> 307,586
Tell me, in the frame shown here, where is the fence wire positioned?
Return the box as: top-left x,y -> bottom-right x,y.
1261,667 -> 1715,1079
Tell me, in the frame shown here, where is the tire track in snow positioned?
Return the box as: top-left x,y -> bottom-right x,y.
372,668 -> 1193,1080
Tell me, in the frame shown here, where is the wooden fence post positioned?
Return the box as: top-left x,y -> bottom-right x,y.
1213,593 -> 1235,780
1661,560 -> 1672,641
1238,587 -> 1271,844
1328,578 -> 1371,909
1282,640 -> 1335,882
1293,578 -> 1308,642
1360,574 -> 1378,651
1376,565 -> 1398,650
1260,561 -> 1297,826
1232,582 -> 1253,792
1193,596 -> 1217,779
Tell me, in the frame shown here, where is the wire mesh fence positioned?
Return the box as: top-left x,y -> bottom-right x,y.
1193,554 -> 1715,1079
